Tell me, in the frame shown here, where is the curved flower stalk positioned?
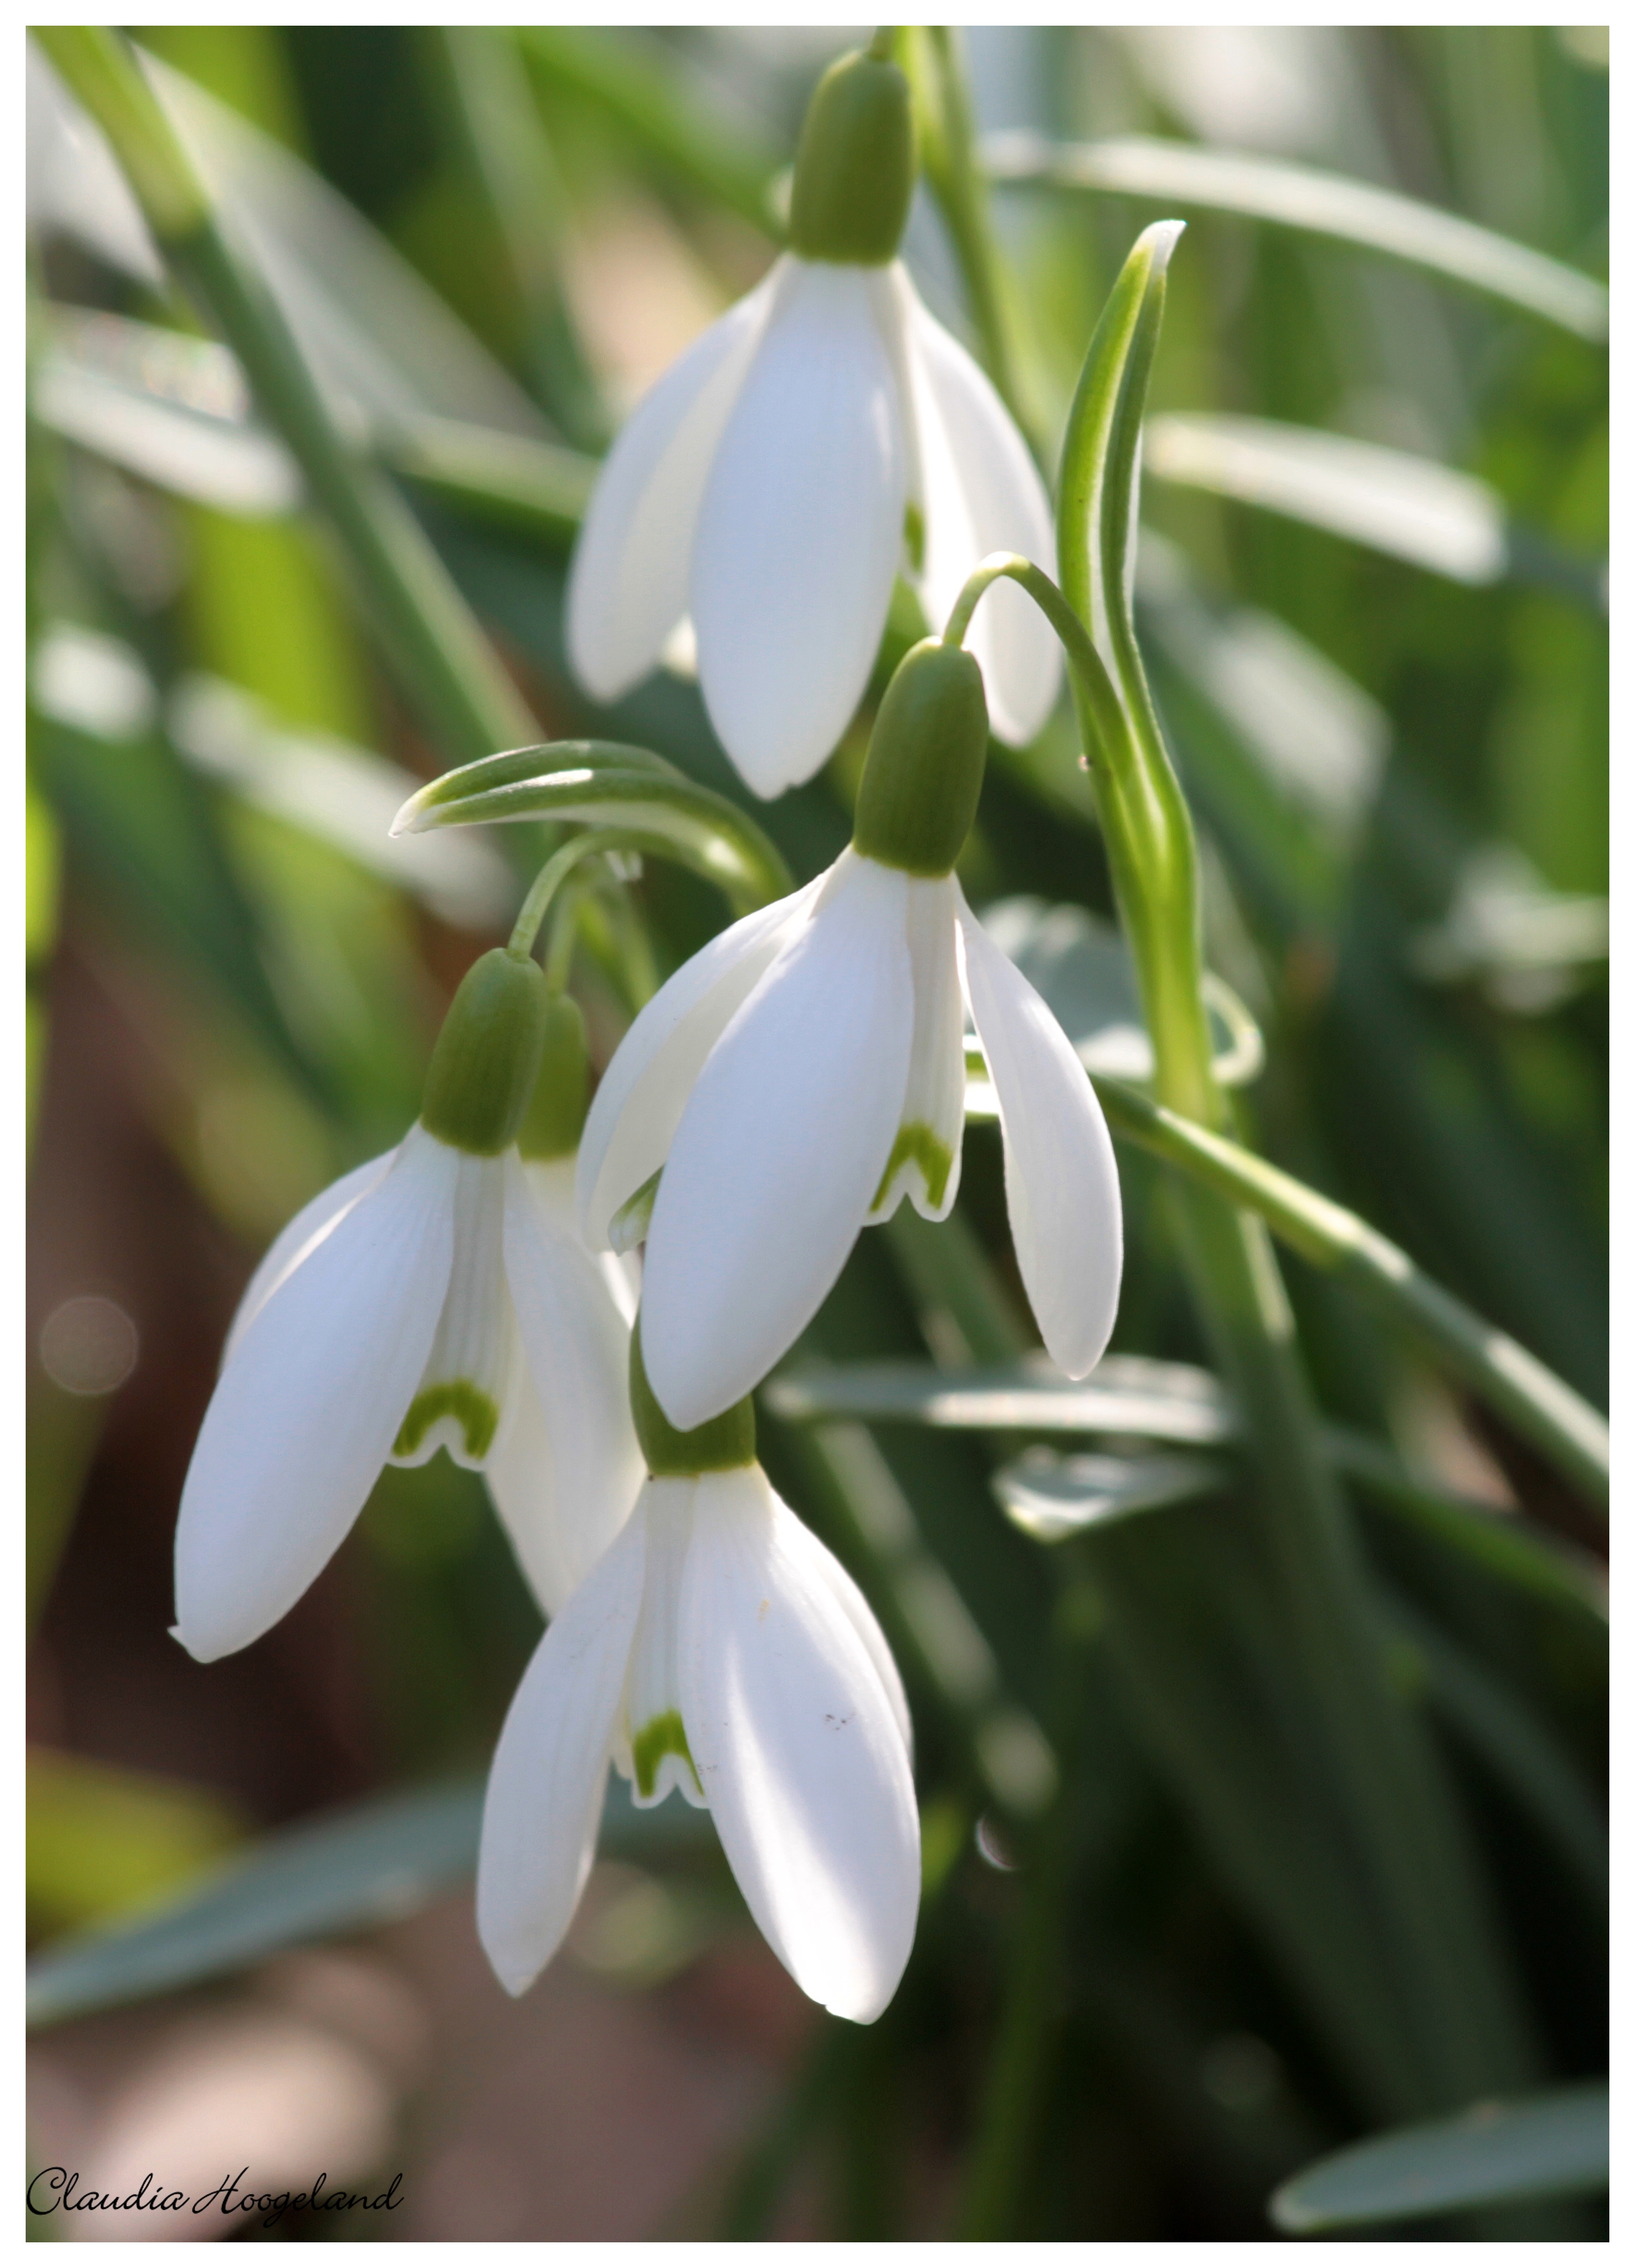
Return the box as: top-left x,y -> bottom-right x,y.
478,1331 -> 919,2024
577,639 -> 1122,1432
174,959 -> 643,1661
566,46 -> 1060,798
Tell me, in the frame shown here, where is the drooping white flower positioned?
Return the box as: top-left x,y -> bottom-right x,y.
477,1452 -> 919,2025
577,836 -> 1122,1434
566,51 -> 1060,799
174,958 -> 643,1660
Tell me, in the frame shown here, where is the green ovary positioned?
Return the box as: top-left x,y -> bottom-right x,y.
631,1710 -> 703,1801
393,1380 -> 500,1463
872,1121 -> 954,1214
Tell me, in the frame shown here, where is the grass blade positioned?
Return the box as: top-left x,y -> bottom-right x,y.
987,131 -> 1608,339
1269,2082 -> 1608,2230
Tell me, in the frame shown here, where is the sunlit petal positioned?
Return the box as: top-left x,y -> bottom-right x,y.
775,1491 -> 913,1763
693,261 -> 908,795
223,1147 -> 397,1366
641,852 -> 914,1428
679,1468 -> 920,2024
493,1156 -> 644,1618
566,263 -> 784,700
867,874 -> 966,1224
173,1127 -> 459,1663
957,893 -> 1122,1378
894,269 -> 1061,746
575,877 -> 823,1248
476,1500 -> 648,1996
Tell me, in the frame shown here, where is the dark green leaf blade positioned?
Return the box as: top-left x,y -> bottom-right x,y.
1269,2083 -> 1609,2231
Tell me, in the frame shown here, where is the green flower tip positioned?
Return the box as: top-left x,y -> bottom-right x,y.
420,948 -> 548,1156
518,992 -> 591,1161
788,48 -> 915,266
851,637 -> 990,877
630,1320 -> 756,1477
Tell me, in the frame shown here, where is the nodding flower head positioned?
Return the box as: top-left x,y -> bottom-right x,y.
575,644 -> 1122,1434
173,956 -> 643,1661
477,1328 -> 920,2024
566,51 -> 1059,799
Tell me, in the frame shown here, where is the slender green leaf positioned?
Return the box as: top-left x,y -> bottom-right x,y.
764,1356 -> 1236,1445
986,131 -> 1609,339
1270,2083 -> 1609,2230
1145,413 -> 1509,584
387,412 -> 595,548
143,47 -> 550,437
768,1364 -> 1605,1623
1332,1430 -> 1605,1626
1081,1074 -> 1611,1509
33,320 -> 298,516
27,1773 -> 709,2029
35,308 -> 598,545
995,1448 -> 1229,1540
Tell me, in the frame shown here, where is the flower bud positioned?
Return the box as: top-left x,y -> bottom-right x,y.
517,992 -> 591,1161
421,949 -> 548,1156
851,638 -> 989,877
631,1319 -> 756,1475
788,50 -> 915,266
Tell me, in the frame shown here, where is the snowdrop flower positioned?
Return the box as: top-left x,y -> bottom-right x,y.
577,638 -> 1122,1431
478,1329 -> 919,2023
566,46 -> 1060,799
174,957 -> 643,1661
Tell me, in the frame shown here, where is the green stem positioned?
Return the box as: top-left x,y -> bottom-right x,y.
506,830 -> 631,963
1087,1078 -> 1609,1508
944,551 -> 1209,1109
38,26 -> 536,768
1049,231 -> 1534,2108
910,29 -> 1028,436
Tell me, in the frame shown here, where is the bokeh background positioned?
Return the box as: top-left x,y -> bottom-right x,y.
27,24 -> 1606,2242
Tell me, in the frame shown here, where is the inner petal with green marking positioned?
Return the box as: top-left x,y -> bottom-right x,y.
394,1379 -> 500,1464
867,877 -> 967,1225
630,1709 -> 703,1803
614,1480 -> 711,1811
870,1121 -> 955,1215
391,1151 -> 516,1471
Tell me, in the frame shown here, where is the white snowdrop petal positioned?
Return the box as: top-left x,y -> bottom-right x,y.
956,893 -> 1122,1378
223,1147 -> 398,1367
618,1477 -> 709,1811
493,1155 -> 644,1618
575,877 -> 822,1248
866,875 -> 967,1225
895,271 -> 1062,746
566,264 -> 783,700
476,1502 -> 648,1997
641,852 -> 914,1430
693,261 -> 908,795
679,1469 -> 920,2022
394,1153 -> 513,1469
173,1127 -> 459,1663
773,1491 -> 913,1764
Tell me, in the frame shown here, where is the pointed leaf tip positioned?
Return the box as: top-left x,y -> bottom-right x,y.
1137,217 -> 1187,271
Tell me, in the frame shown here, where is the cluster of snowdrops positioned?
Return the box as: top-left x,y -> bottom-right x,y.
174,46 -> 1125,2026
